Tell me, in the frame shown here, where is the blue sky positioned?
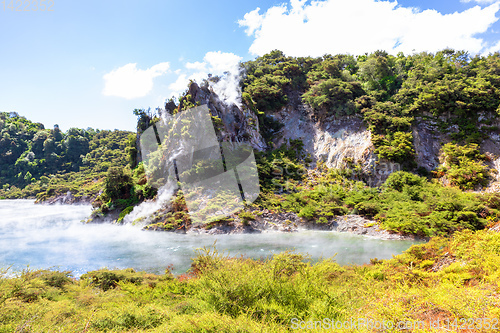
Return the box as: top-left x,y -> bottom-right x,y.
2,0 -> 500,132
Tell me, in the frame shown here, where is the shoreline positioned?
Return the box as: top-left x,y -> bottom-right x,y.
184,211 -> 427,241
1,197 -> 428,241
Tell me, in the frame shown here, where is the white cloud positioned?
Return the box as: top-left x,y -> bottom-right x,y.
182,51 -> 242,77
240,7 -> 264,35
168,74 -> 189,97
103,62 -> 170,99
483,40 -> 500,53
188,71 -> 210,83
202,52 -> 243,106
166,51 -> 243,100
238,0 -> 500,56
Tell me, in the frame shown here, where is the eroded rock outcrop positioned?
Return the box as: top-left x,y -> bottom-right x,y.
187,81 -> 266,151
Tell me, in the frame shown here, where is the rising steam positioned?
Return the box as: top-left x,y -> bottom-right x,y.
122,181 -> 177,224
209,68 -> 243,107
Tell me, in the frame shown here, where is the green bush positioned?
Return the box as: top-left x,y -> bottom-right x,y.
373,132 -> 415,165
103,167 -> 133,201
238,211 -> 256,225
437,143 -> 490,190
117,206 -> 134,223
298,205 -> 316,219
384,171 -> 425,192
81,268 -> 144,291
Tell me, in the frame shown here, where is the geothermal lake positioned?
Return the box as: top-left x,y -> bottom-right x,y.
0,200 -> 422,277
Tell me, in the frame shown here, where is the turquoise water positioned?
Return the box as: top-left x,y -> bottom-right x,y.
0,200 -> 422,277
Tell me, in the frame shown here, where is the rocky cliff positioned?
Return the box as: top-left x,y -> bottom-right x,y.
173,81 -> 499,190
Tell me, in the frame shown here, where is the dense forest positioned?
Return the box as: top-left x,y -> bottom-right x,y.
242,49 -> 500,167
0,112 -> 136,202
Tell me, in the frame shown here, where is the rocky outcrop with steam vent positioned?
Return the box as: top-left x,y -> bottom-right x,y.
182,81 -> 266,151
181,84 -> 382,182
121,48 -> 500,237
164,80 -> 500,190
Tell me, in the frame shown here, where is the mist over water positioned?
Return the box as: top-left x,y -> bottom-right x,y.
123,182 -> 176,224
0,200 -> 422,277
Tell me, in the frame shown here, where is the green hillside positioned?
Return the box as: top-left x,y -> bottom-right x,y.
242,49 -> 500,167
0,112 -> 134,202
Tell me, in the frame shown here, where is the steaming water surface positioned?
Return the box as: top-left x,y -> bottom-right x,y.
0,200 -> 422,277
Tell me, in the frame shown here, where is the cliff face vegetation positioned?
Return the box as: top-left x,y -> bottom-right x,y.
240,49 -> 500,187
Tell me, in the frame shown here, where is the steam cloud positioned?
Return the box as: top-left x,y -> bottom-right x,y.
122,181 -> 177,225
0,199 -> 421,277
209,66 -> 244,108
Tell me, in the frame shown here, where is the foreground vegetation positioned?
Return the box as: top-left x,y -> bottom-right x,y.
0,228 -> 498,332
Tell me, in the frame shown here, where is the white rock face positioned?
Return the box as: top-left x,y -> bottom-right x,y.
270,95 -> 378,178
412,118 -> 448,171
314,124 -> 374,170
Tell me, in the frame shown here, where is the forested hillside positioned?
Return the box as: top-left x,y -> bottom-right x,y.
0,112 -> 134,202
2,49 -> 500,238
242,49 -> 500,168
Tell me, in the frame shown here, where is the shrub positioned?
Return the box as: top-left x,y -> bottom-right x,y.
103,167 -> 133,201
238,211 -> 256,225
117,206 -> 134,223
39,270 -> 72,288
374,132 -> 415,165
384,171 -> 424,192
437,143 -> 490,190
80,269 -> 143,291
317,216 -> 329,224
298,205 -> 316,219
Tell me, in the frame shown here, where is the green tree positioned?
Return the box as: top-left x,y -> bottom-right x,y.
437,143 -> 490,190
24,171 -> 32,183
103,167 -> 133,201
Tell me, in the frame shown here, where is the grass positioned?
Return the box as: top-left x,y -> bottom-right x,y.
0,229 -> 498,332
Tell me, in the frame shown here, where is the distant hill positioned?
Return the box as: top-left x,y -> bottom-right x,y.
0,112 -> 134,202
